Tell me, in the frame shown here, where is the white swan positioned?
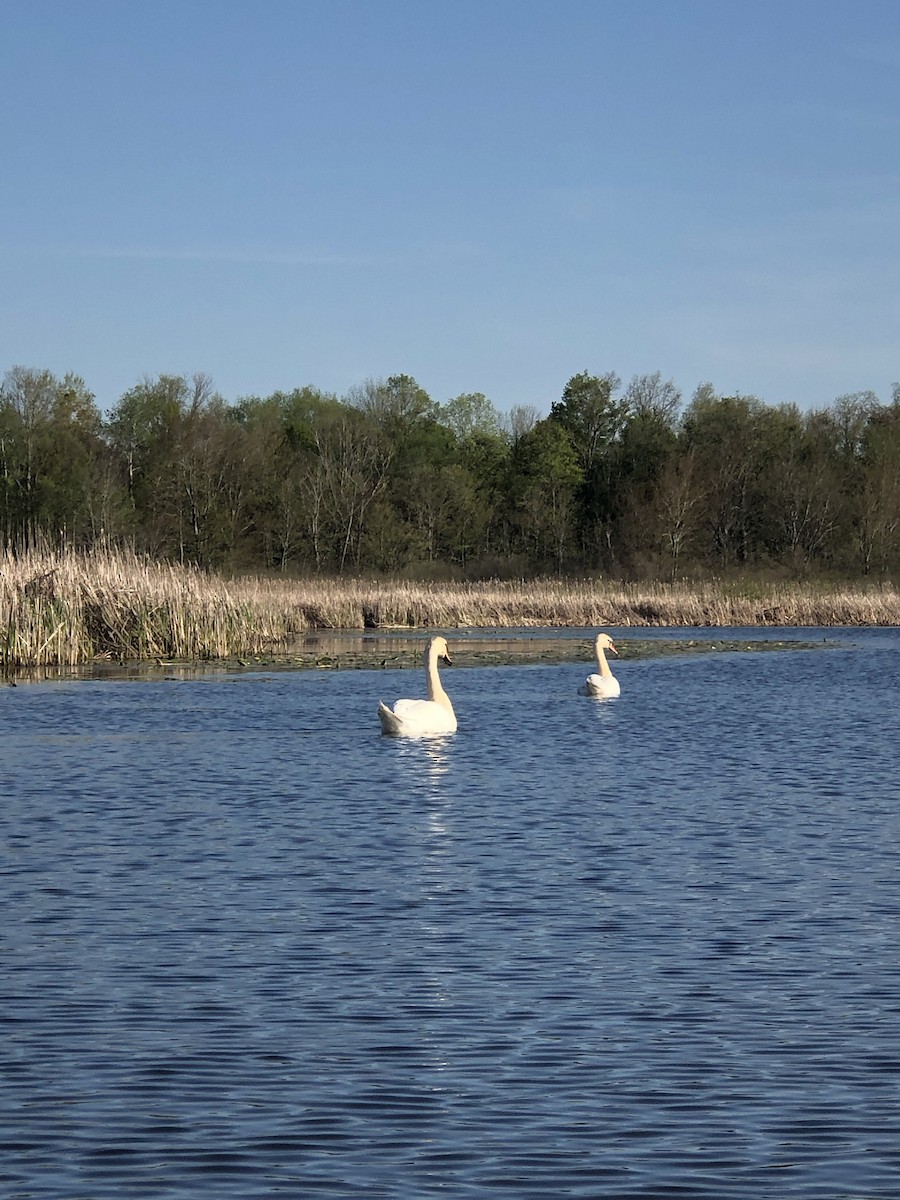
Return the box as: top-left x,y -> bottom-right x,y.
378,635 -> 458,736
579,631 -> 620,698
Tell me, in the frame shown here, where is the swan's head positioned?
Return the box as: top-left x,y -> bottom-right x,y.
596,632 -> 618,655
431,635 -> 453,665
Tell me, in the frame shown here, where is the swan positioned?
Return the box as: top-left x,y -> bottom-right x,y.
378,635 -> 458,736
579,632 -> 620,698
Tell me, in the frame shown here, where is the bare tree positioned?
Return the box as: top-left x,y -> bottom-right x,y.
624,372 -> 682,424
316,416 -> 392,571
656,453 -> 703,580
501,404 -> 541,442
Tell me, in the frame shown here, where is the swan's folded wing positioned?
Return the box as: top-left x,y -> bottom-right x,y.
380,698 -> 457,735
397,699 -> 457,730
584,673 -> 620,698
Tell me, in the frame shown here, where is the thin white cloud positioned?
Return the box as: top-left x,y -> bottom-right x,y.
0,241 -> 485,268
10,244 -> 388,268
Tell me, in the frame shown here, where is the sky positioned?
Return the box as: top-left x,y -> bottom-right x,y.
2,0 -> 899,417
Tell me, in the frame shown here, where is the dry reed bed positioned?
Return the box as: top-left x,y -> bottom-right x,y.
274,576 -> 900,630
3,547 -> 900,671
1,547 -> 302,671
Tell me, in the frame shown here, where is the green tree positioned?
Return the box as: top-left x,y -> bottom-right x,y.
0,366 -> 58,540
0,366 -> 108,545
41,373 -> 114,544
106,374 -> 190,553
680,388 -> 770,568
817,391 -> 888,574
855,399 -> 900,575
453,429 -> 511,570
548,372 -> 628,567
233,386 -> 344,570
438,392 -> 501,441
349,374 -> 438,431
754,404 -> 839,574
349,375 -> 456,570
509,417 -> 583,571
176,395 -> 253,567
550,371 -> 626,475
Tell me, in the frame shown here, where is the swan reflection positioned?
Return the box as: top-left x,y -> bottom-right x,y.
587,694 -> 619,724
389,736 -> 454,849
394,733 -> 452,787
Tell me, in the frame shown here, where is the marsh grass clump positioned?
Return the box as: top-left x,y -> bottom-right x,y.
3,546 -> 900,672
0,545 -> 306,672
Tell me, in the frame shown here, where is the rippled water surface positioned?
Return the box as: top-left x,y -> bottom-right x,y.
3,627 -> 900,1199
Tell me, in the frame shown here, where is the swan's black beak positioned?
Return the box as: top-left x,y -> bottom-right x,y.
442,652 -> 453,666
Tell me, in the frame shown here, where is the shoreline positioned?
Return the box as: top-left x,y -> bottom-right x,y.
9,630 -> 835,684
2,545 -> 890,675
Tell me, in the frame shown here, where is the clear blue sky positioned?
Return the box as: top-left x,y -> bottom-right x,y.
3,0 -> 899,416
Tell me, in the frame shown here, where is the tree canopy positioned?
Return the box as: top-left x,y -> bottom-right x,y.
3,364 -> 900,580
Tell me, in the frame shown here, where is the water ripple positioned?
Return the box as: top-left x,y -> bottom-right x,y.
2,640 -> 900,1196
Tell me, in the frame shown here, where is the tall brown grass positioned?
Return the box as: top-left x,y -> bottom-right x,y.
287,574 -> 900,629
3,545 -> 899,671
0,545 -> 302,672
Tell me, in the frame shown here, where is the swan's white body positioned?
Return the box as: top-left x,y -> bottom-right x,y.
579,632 -> 620,698
378,636 -> 457,736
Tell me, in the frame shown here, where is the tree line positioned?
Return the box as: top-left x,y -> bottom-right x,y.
2,363 -> 899,580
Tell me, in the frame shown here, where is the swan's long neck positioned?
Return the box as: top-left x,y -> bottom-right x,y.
595,642 -> 613,678
427,646 -> 453,711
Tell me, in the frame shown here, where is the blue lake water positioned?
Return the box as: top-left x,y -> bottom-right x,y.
2,626 -> 900,1199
